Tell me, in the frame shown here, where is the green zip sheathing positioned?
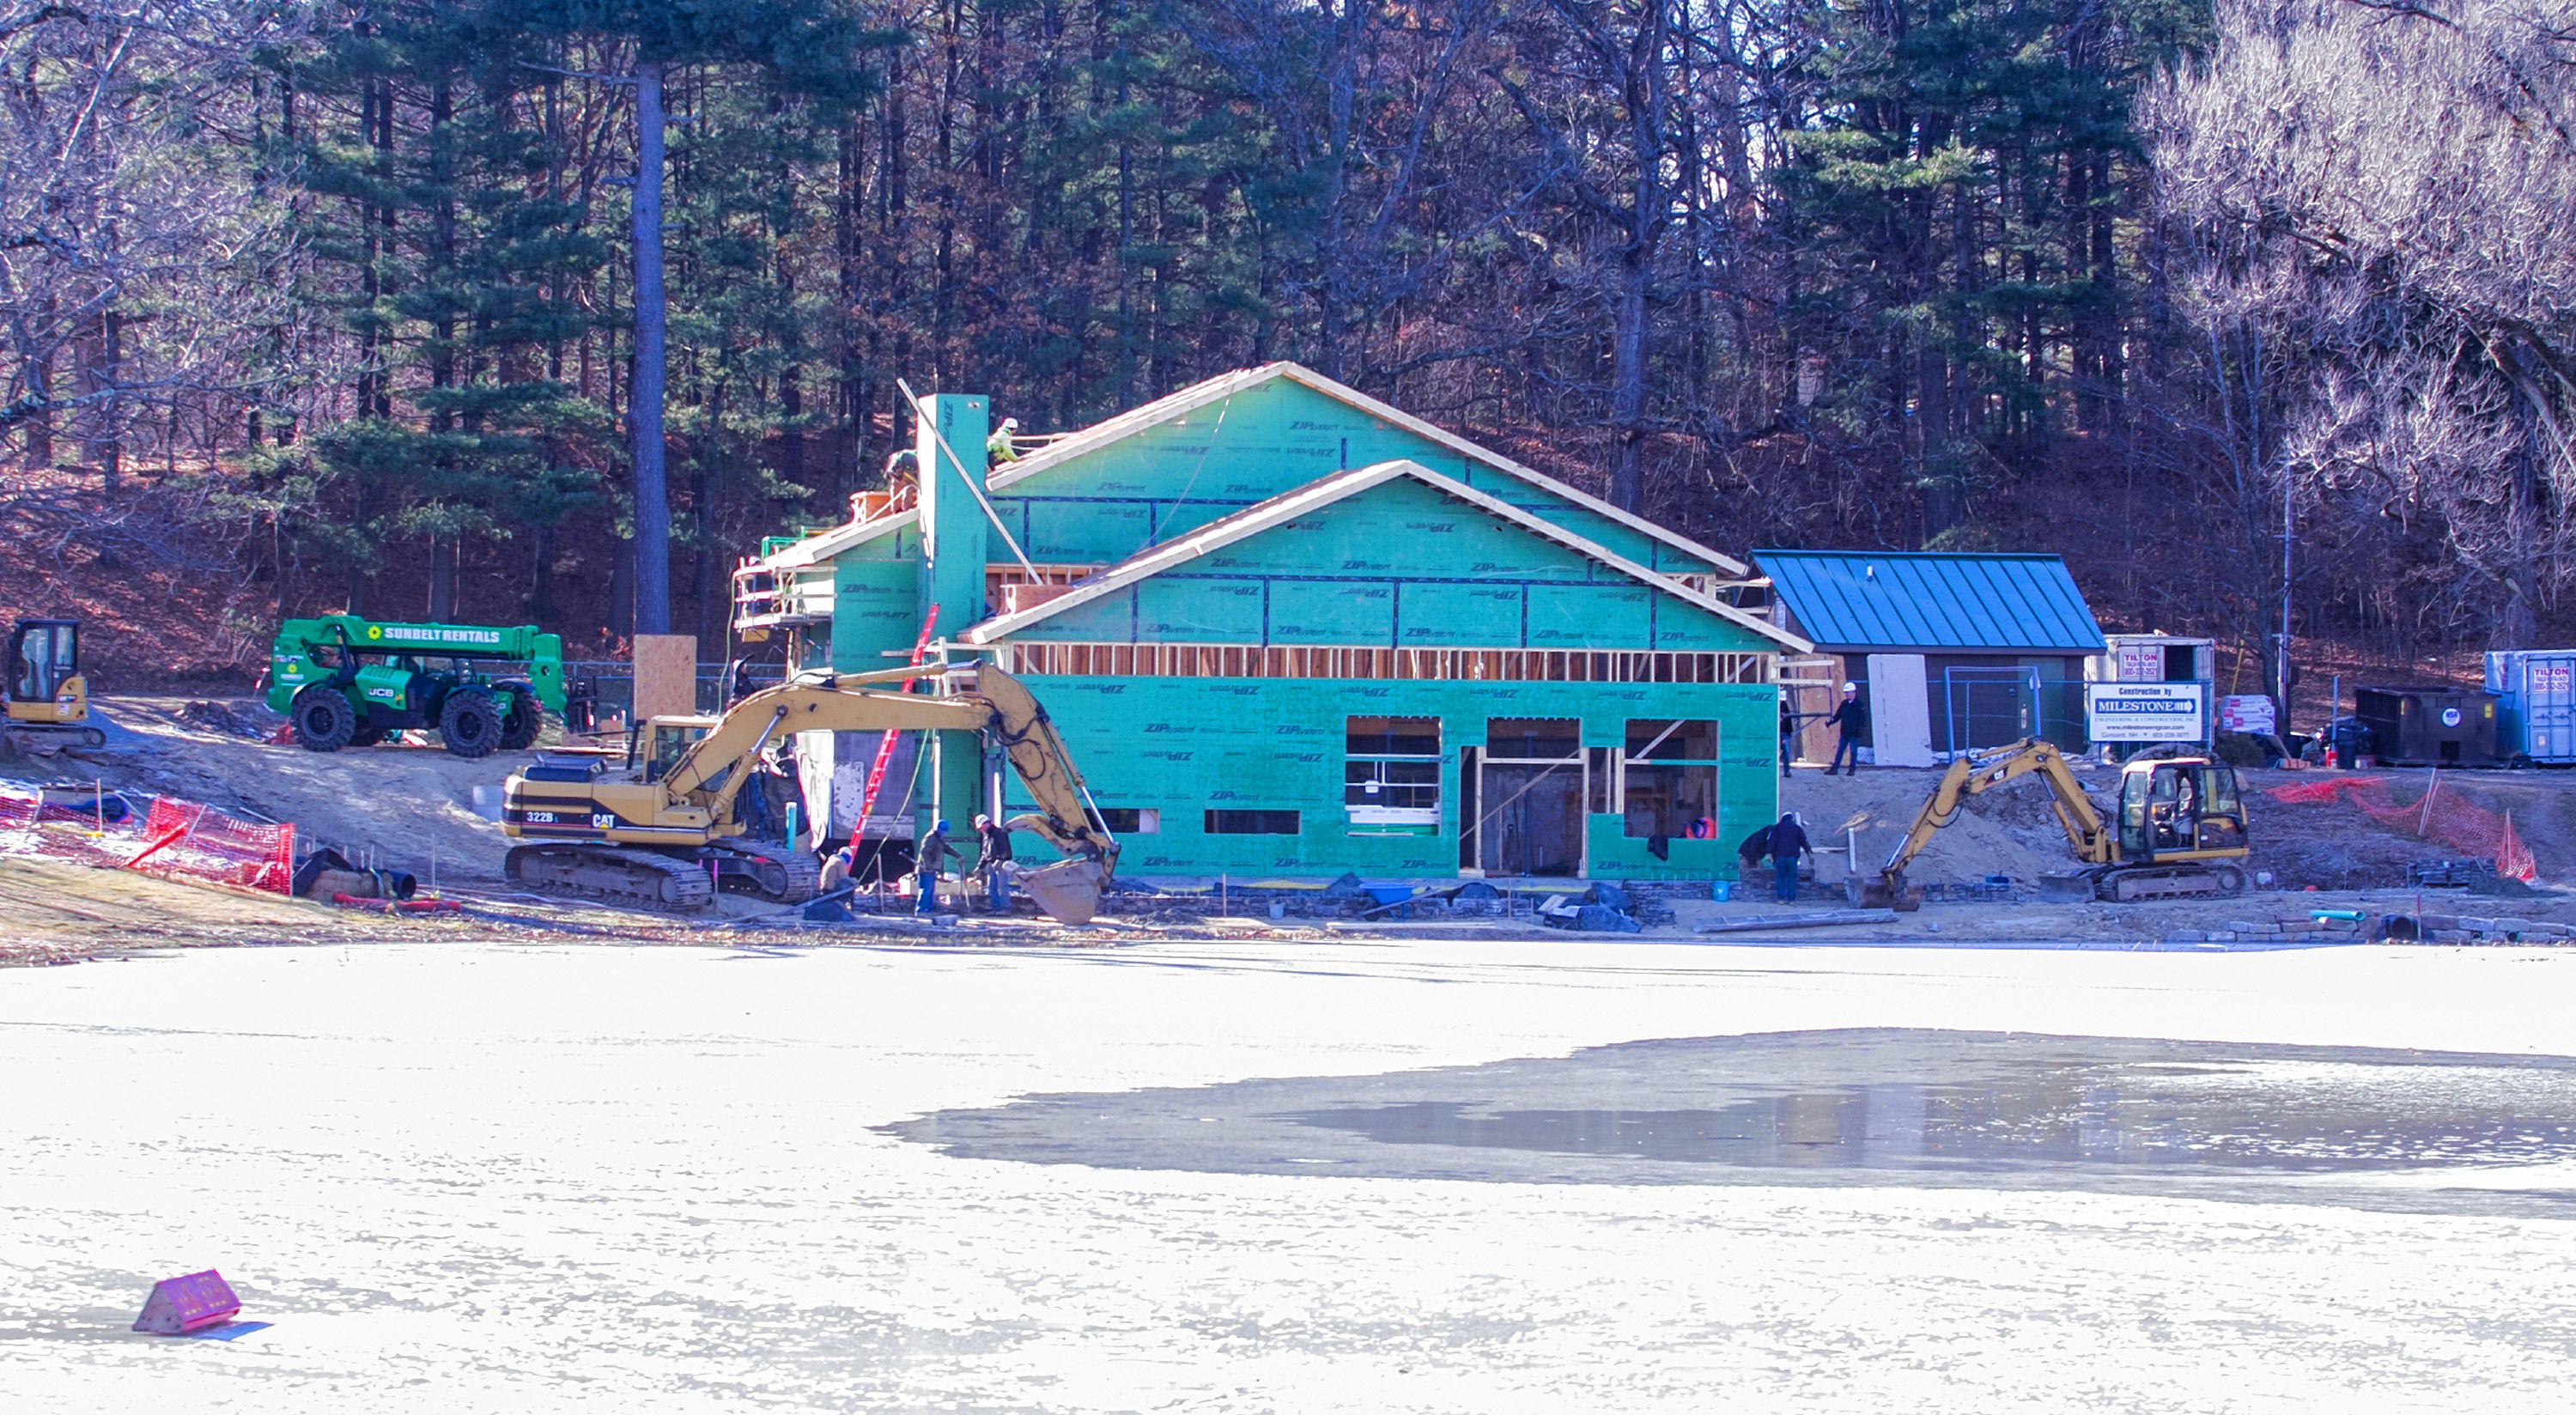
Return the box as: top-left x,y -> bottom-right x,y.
995,676 -> 1776,881
988,376 -> 1732,576
1004,474 -> 1771,653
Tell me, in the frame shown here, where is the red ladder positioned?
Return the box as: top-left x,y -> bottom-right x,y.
846,604 -> 940,853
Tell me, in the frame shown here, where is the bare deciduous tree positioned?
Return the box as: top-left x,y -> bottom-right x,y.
2148,0 -> 2576,668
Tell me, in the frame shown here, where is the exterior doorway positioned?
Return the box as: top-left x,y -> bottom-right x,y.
1467,718 -> 1587,878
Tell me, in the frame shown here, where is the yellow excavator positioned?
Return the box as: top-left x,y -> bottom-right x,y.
1856,738 -> 2251,909
500,662 -> 1119,922
5,617 -> 105,750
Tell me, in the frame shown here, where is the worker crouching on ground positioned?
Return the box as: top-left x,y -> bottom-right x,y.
1737,821 -> 1776,882
1828,683 -> 1868,776
972,812 -> 1015,912
914,819 -> 959,914
1768,811 -> 1813,902
805,847 -> 857,922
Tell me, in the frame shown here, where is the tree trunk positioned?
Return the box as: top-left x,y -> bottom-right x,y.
629,60 -> 673,636
1610,255 -> 1649,512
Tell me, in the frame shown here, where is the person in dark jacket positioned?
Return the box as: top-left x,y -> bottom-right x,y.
914,819 -> 958,914
972,812 -> 1016,912
1768,811 -> 1813,902
1736,823 -> 1776,882
1779,696 -> 1798,777
1827,683 -> 1869,775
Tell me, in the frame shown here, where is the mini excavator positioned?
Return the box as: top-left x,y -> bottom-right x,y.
4,618 -> 104,750
500,662 -> 1119,922
1856,738 -> 2251,909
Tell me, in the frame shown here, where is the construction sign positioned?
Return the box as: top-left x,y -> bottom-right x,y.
2087,683 -> 2205,743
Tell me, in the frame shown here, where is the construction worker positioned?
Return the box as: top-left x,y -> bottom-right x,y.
973,811 -> 1015,912
1827,683 -> 1868,776
1779,695 -> 1798,777
1768,811 -> 1814,902
807,846 -> 857,922
1735,821 -> 1776,883
986,416 -> 1021,468
882,447 -> 920,512
914,818 -> 958,915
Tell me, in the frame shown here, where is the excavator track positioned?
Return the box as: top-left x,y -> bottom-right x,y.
708,840 -> 817,905
505,844 -> 715,911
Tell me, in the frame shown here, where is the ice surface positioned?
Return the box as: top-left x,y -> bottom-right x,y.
4,938 -> 2576,1412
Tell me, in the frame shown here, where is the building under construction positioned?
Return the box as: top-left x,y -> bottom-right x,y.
736,363 -> 1807,881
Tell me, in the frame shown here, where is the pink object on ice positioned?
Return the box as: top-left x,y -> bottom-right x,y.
133,1270 -> 241,1334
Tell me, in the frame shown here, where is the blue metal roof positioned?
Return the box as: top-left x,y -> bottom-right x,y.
1750,550 -> 2106,654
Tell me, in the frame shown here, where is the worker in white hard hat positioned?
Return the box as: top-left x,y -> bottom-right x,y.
986,416 -> 1022,468
1827,682 -> 1868,776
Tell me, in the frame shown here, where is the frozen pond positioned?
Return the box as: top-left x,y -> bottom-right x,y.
5,938 -> 2576,1412
896,1029 -> 2576,1217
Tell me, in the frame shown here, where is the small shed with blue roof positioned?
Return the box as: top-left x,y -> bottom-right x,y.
1750,550 -> 2108,763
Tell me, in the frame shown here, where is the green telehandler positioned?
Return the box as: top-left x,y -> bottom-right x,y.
267,616 -> 567,759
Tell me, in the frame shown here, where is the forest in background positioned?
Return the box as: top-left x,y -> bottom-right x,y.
3,0 -> 2573,698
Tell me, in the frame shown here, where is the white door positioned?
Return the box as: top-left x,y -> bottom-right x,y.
1866,653 -> 1936,767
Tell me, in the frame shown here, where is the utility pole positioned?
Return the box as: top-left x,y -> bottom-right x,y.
525,50 -> 671,638
629,60 -> 671,635
2277,463 -> 2294,735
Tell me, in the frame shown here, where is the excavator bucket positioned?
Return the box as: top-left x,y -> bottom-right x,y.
1018,858 -> 1109,926
1850,872 -> 1922,912
2037,871 -> 2099,903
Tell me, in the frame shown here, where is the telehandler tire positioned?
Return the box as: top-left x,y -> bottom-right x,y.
439,688 -> 502,759
496,683 -> 544,750
291,685 -> 357,752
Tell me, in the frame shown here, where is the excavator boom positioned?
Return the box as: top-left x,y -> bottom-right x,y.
1856,738 -> 2251,908
501,663 -> 1118,920
1857,738 -> 2111,909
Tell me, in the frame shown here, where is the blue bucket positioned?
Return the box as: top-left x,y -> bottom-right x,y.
1710,879 -> 1735,902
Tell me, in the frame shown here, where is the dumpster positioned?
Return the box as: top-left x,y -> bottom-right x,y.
2354,685 -> 2500,766
2485,650 -> 2576,764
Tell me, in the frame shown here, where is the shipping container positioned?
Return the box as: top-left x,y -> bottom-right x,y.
2484,650 -> 2576,764
2354,686 -> 2500,767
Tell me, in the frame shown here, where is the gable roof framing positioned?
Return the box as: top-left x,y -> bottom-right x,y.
963,459 -> 1808,651
981,361 -> 1749,577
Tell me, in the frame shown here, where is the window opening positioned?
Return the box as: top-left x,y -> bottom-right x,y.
1206,809 -> 1299,835
1346,716 -> 1441,834
1620,719 -> 1719,839
1088,807 -> 1160,835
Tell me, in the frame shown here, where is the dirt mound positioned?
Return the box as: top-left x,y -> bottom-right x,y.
0,695 -> 524,883
1784,760 -> 2576,893
1781,765 -> 2097,887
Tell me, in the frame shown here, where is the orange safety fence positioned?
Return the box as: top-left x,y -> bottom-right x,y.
1,788 -> 295,893
2266,774 -> 2538,881
0,787 -> 148,869
126,798 -> 296,894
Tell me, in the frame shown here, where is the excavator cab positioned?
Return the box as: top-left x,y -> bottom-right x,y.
633,716 -> 717,784
2114,757 -> 2247,863
5,618 -> 102,746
